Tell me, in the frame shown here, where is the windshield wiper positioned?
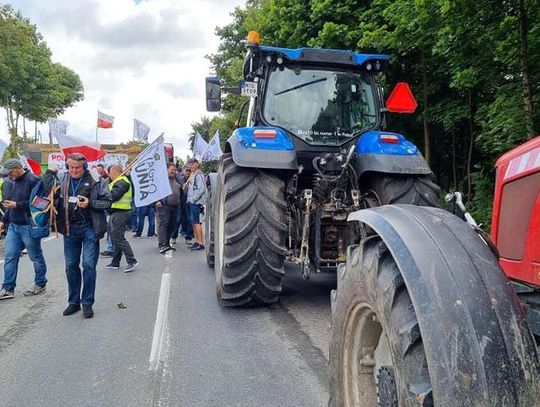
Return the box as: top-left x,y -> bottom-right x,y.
275,77 -> 327,96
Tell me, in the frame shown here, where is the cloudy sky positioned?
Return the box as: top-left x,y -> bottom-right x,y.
2,0 -> 245,159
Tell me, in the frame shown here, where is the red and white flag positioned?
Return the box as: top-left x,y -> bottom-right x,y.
56,134 -> 106,162
19,155 -> 42,176
97,110 -> 114,129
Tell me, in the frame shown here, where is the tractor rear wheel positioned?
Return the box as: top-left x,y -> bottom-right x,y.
204,173 -> 217,267
366,174 -> 440,207
214,154 -> 287,307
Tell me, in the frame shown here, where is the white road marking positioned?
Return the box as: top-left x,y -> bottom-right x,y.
149,267 -> 171,371
165,249 -> 173,258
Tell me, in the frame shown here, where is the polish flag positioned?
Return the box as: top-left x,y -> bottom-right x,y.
19,155 -> 42,176
56,134 -> 106,162
97,110 -> 114,129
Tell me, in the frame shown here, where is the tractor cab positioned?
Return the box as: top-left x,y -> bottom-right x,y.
206,32 -> 415,150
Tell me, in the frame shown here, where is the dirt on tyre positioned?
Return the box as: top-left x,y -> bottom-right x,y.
213,154 -> 287,307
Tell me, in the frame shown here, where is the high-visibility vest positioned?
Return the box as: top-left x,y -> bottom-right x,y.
0,178 -> 3,202
109,175 -> 132,210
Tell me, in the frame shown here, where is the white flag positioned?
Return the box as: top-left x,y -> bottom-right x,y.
130,135 -> 172,207
48,118 -> 69,140
0,139 -> 7,161
19,155 -> 32,174
203,130 -> 223,161
133,118 -> 150,142
193,132 -> 209,160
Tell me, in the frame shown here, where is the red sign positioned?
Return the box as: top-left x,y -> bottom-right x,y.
386,82 -> 417,114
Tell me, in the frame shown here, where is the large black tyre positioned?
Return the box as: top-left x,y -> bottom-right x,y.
213,154 -> 287,307
329,237 -> 434,406
365,174 -> 440,207
204,173 -> 217,267
329,206 -> 540,406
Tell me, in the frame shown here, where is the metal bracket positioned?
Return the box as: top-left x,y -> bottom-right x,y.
300,189 -> 312,280
351,189 -> 360,208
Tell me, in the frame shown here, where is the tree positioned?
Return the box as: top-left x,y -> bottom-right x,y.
0,4 -> 84,155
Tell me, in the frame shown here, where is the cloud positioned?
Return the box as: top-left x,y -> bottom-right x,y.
2,0 -> 245,159
160,82 -> 201,99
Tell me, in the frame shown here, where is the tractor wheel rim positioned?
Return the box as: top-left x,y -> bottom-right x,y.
342,302 -> 391,407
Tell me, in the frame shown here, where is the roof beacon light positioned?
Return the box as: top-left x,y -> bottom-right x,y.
380,134 -> 399,144
247,31 -> 260,46
254,129 -> 277,139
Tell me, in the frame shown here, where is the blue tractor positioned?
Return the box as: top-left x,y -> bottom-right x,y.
205,32 -> 439,305
205,32 -> 539,406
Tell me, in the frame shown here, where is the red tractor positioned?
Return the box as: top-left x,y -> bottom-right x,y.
492,135 -> 540,341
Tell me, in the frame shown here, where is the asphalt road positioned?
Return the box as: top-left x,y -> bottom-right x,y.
0,233 -> 335,407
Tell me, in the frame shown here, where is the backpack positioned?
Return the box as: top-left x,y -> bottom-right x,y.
28,179 -> 57,239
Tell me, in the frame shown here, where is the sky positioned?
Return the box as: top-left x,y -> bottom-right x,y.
2,0 -> 245,159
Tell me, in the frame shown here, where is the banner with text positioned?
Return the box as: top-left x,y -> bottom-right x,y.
130,135 -> 171,207
48,152 -> 128,179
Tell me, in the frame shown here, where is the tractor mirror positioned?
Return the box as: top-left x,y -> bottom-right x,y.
206,77 -> 221,112
386,82 -> 417,114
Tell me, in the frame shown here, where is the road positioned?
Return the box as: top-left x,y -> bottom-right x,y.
0,233 -> 335,407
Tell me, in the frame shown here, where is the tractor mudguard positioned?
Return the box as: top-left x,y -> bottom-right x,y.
355,130 -> 432,177
347,205 -> 540,405
227,127 -> 297,170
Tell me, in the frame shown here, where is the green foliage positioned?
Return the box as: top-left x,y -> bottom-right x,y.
198,0 -> 540,226
0,4 -> 83,156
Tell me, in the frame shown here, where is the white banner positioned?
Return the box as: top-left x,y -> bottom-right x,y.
193,132 -> 209,160
130,135 -> 171,207
48,118 -> 69,140
0,139 -> 7,161
48,152 -> 128,179
203,130 -> 223,161
133,118 -> 150,142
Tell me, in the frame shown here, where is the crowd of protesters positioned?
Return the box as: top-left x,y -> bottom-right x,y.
0,156 -> 207,319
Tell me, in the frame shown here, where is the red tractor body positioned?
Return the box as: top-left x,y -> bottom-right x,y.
492,135 -> 540,287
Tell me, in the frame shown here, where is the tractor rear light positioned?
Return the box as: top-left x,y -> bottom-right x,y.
380,134 -> 399,144
254,129 -> 277,139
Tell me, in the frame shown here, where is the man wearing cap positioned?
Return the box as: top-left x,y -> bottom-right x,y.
184,158 -> 207,251
0,159 -> 47,300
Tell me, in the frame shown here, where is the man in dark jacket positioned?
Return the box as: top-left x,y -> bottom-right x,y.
46,153 -> 111,318
105,165 -> 137,273
156,163 -> 182,253
0,159 -> 47,300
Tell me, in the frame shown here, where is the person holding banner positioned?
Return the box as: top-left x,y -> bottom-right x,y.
105,165 -> 138,273
156,163 -> 182,254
